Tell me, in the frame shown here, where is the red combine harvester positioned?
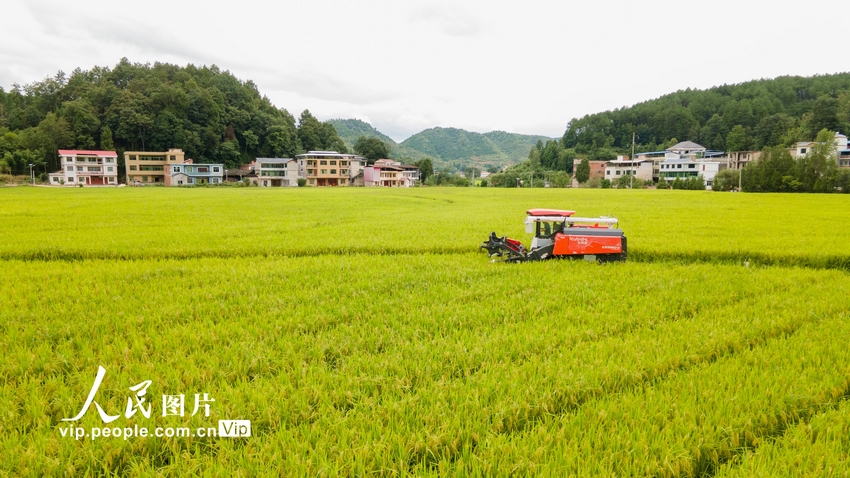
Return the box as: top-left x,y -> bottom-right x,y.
481,209 -> 627,262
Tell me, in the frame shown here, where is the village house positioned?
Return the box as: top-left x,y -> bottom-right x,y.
604,156 -> 653,182
364,159 -> 419,187
296,151 -> 367,186
49,150 -> 119,186
254,158 -> 298,187
123,148 -> 224,186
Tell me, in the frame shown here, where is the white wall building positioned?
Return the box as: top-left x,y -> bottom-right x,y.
255,158 -> 298,186
364,159 -> 419,187
604,157 -> 653,182
49,150 -> 119,186
659,158 -> 722,189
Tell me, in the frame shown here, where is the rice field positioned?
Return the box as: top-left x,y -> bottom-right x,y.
1,187 -> 849,476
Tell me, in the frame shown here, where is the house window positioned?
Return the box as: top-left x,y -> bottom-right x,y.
340,179 -> 346,184
321,169 -> 327,174
309,179 -> 315,184
688,165 -> 695,169
263,181 -> 268,186
616,170 -> 620,175
170,155 -> 176,161
67,177 -> 74,182
800,148 -> 807,154
330,161 -> 337,165
173,167 -> 180,172
66,157 -> 73,163
188,178 -> 194,184
341,161 -> 348,166
677,164 -> 682,169
341,169 -> 348,175
178,180 -> 183,185
198,167 -> 209,173
107,167 -> 113,172
130,155 -> 136,160
77,166 -> 84,171
213,167 -> 220,173
67,166 -> 73,171
330,169 -> 337,174
109,177 -> 115,183
106,158 -> 114,163
320,160 -> 327,165
130,166 -> 137,171
52,177 -> 59,182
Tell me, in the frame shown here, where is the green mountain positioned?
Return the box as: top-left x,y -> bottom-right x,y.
329,118 -> 555,170
327,118 -> 428,162
401,127 -> 554,169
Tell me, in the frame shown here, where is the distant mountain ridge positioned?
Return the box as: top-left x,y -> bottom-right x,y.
328,119 -> 555,169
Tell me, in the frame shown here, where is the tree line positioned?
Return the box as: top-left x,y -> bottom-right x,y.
0,59 -> 348,177
561,74 -> 850,157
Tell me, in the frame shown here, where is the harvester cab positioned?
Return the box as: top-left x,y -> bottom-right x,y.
481,208 -> 627,262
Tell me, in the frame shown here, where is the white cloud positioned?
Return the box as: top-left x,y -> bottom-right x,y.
2,0 -> 849,142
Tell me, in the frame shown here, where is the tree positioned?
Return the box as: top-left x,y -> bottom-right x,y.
809,95 -> 839,137
354,136 -> 390,163
711,169 -> 738,192
725,125 -> 749,152
575,158 -> 590,183
415,158 -> 434,183
242,129 -> 258,154
297,110 -> 322,152
100,125 -> 114,150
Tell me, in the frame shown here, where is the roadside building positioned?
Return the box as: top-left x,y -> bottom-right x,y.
255,158 -> 298,186
659,158 -> 722,189
364,159 -> 419,187
725,151 -> 762,170
571,159 -> 608,180
604,156 -> 653,182
295,151 -> 367,186
124,148 -> 223,185
49,150 -> 119,186
169,159 -> 224,185
224,168 -> 257,183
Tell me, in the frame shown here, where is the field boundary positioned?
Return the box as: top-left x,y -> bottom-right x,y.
2,247 -> 849,272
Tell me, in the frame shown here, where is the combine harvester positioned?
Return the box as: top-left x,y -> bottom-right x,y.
481,209 -> 627,263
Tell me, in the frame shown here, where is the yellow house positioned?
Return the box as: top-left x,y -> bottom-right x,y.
124,148 -> 186,185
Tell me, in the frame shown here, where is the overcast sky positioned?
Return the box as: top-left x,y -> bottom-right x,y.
2,0 -> 847,142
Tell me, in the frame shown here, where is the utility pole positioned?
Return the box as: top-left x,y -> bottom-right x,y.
530,171 -> 533,188
29,163 -> 34,185
630,132 -> 635,189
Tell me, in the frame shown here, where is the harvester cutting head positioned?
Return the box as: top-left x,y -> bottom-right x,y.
481,208 -> 627,262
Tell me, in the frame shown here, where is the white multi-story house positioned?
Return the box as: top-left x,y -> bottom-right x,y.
604,156 -> 653,182
659,158 -> 722,189
792,132 -> 848,163
255,158 -> 298,186
49,150 -> 119,186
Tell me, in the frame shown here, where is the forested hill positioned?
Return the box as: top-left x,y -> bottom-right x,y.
0,59 -> 347,174
564,73 -> 850,157
400,127 -> 555,170
327,118 -> 428,162
329,119 -> 554,170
